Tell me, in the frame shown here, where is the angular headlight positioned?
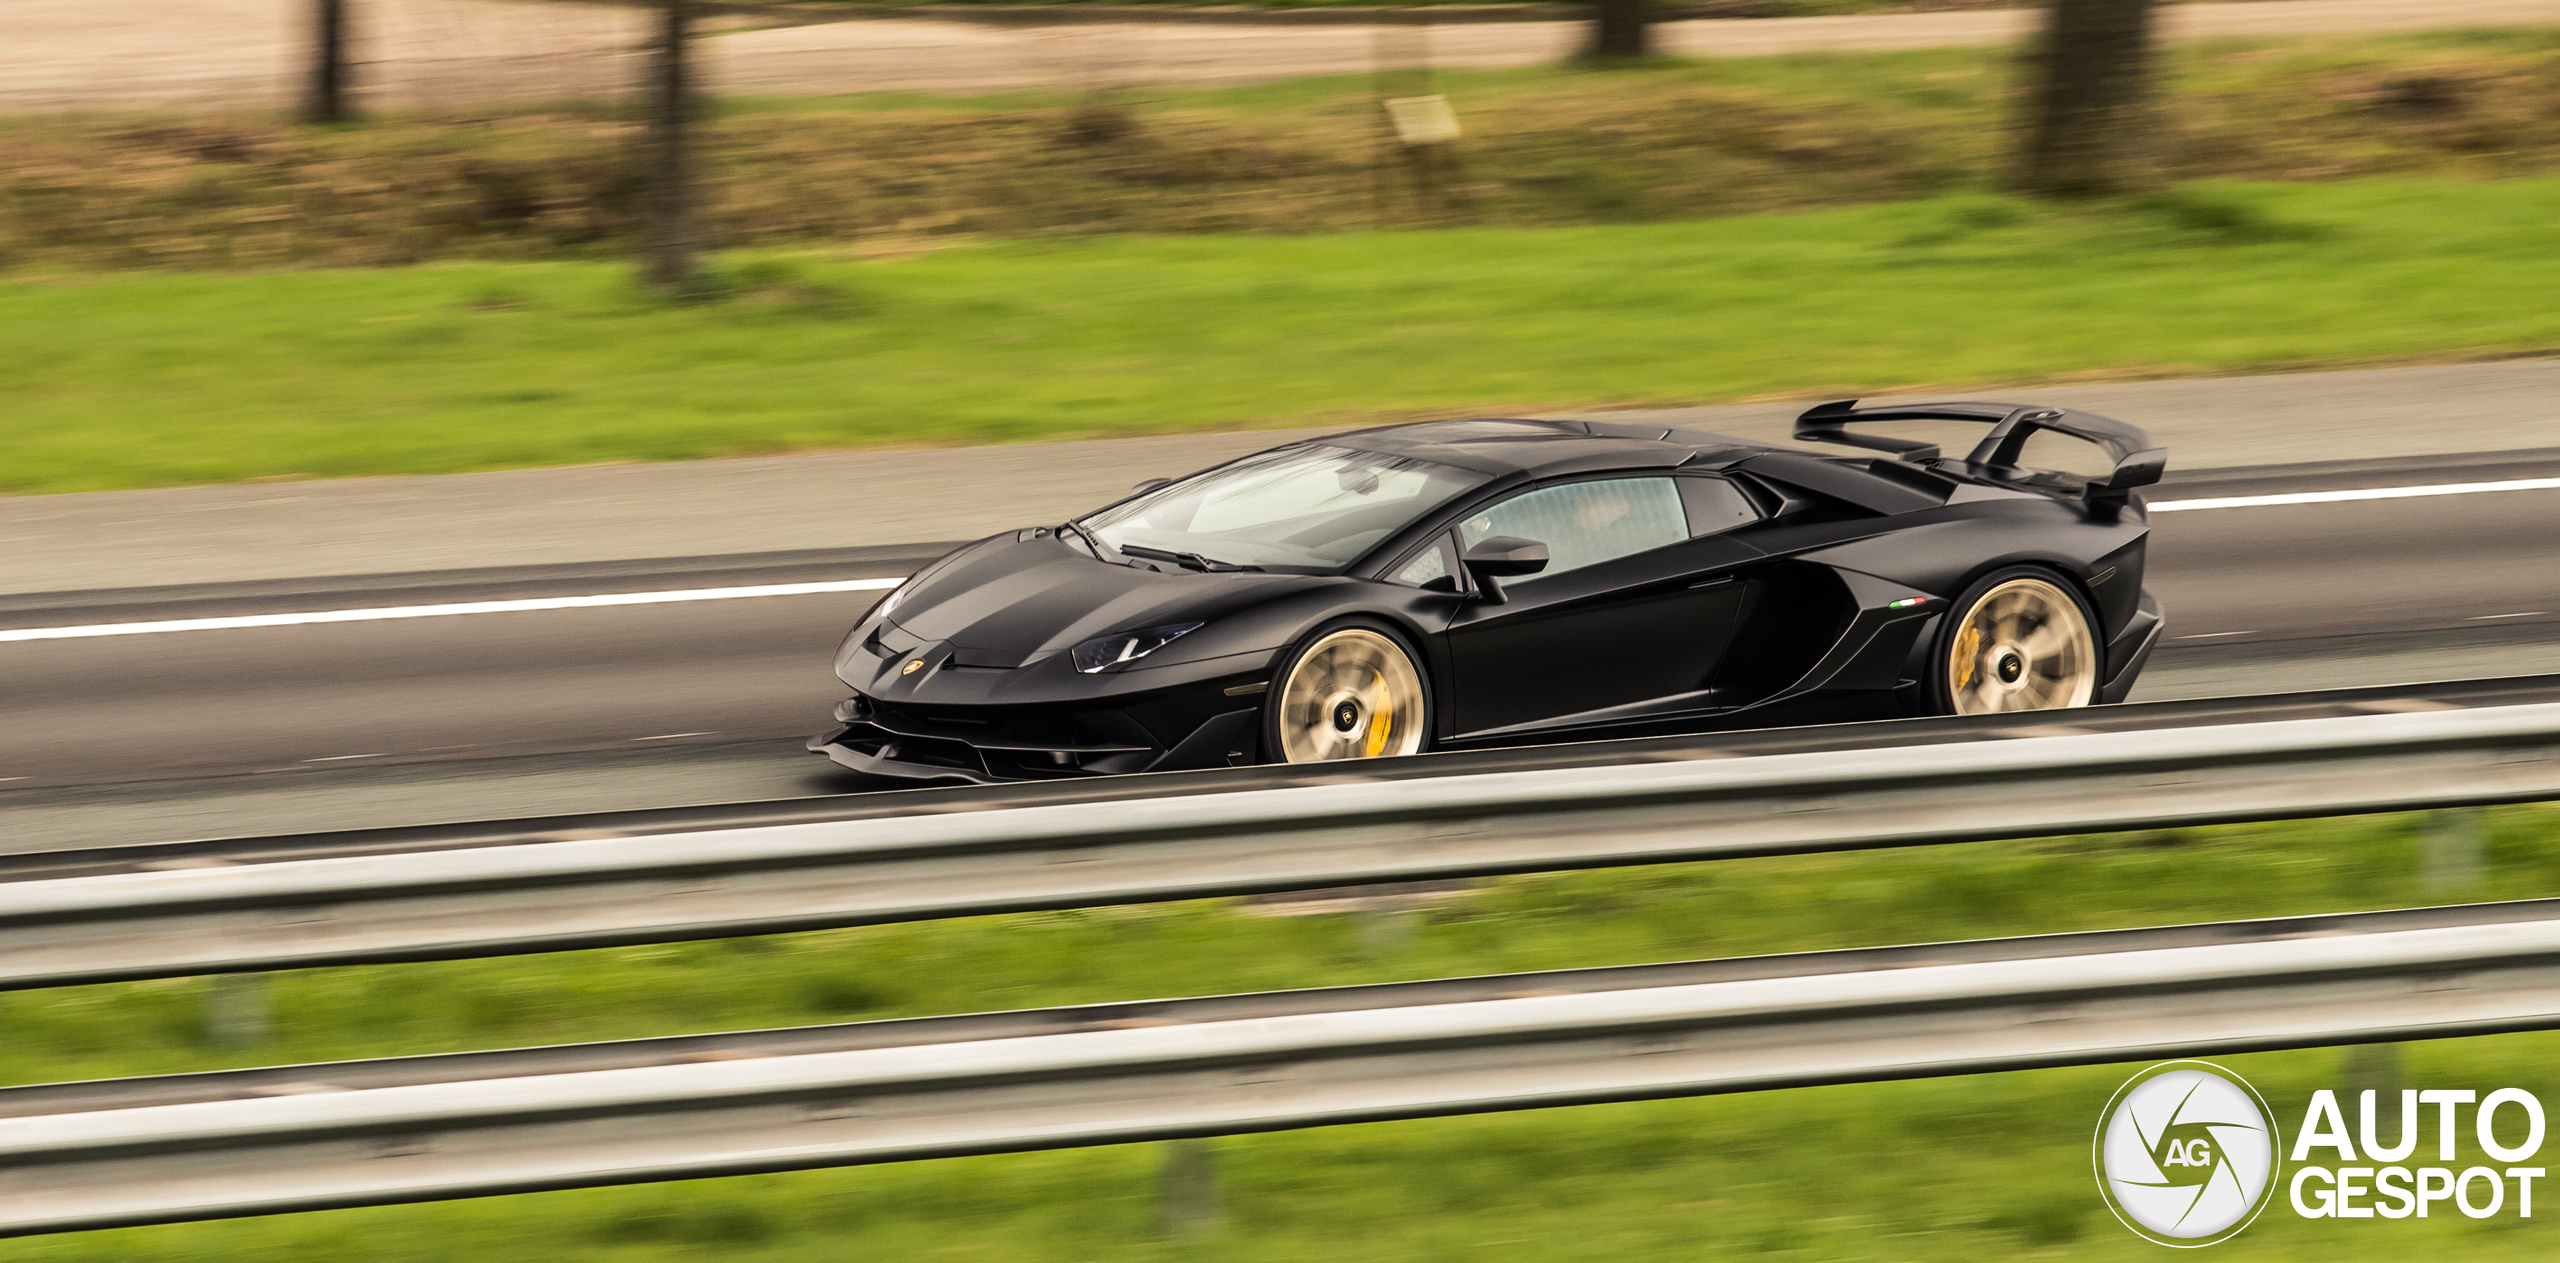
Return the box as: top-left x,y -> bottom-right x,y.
1071,622 -> 1204,674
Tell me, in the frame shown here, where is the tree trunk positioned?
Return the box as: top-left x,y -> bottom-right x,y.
1587,0 -> 1651,60
645,0 -> 699,295
300,0 -> 354,124
2016,0 -> 2159,198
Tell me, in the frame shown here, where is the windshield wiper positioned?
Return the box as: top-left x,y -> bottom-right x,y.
1057,522 -> 1102,556
1117,544 -> 1262,573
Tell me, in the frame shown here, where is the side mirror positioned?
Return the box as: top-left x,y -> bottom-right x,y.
1130,477 -> 1174,496
1461,536 -> 1548,603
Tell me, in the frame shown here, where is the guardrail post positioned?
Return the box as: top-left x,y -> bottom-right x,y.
2343,1040 -> 2404,1108
2421,809 -> 2486,893
1359,902 -> 1420,956
205,974 -> 271,1049
1158,1137 -> 1222,1239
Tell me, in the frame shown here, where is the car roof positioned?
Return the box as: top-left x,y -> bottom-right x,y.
1324,417 -> 1780,479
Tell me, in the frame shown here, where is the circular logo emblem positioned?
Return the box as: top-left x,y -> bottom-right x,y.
901,659 -> 924,676
2094,1061 -> 2279,1247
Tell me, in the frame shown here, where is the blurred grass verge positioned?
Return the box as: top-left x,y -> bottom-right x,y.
9,805 -> 2559,1260
3,32 -> 2553,270
3,172 -> 2557,493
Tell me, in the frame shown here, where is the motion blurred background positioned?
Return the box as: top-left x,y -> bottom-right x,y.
4,0 -> 2559,1258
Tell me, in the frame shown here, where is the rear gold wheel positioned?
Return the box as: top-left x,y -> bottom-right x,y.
1944,576 -> 2098,715
1273,628 -> 1427,763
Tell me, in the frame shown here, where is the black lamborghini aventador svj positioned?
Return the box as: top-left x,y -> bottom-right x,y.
809,400 -> 2168,783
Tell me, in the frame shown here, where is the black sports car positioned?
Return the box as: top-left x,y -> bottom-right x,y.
810,400 -> 2167,783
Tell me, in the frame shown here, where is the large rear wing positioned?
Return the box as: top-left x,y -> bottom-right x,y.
1795,399 -> 2167,508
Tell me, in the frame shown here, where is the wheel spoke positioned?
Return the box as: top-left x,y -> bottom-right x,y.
2016,624 -> 2075,661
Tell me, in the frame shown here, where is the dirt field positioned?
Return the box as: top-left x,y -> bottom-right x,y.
5,0 -> 2554,112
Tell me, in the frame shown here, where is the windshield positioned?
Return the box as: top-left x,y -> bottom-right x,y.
1080,445 -> 1486,573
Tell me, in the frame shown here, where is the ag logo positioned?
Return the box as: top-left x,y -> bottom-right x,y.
2095,1062 -> 2280,1246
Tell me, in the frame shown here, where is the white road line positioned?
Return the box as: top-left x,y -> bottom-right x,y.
2469,612 -> 2547,620
2151,477 -> 2560,512
0,578 -> 904,643
3,471 -> 2550,644
2176,631 -> 2257,639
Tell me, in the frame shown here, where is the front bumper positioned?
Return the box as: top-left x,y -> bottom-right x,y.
808,691 -> 1265,784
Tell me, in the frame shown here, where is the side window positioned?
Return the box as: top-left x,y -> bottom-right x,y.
1678,475 -> 1760,537
1388,533 -> 1460,592
1458,477 -> 1687,584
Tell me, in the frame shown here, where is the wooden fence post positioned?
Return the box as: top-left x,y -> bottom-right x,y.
300,0 -> 355,124
645,0 -> 701,295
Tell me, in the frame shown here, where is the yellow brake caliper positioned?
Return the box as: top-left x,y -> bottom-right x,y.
1364,678 -> 1394,757
1951,623 -> 1981,692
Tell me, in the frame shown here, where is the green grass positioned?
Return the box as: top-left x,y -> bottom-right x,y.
8,174 -> 2560,494
9,805 -> 2560,1260
11,30 -> 2556,272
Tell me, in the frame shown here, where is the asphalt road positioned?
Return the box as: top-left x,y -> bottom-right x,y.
17,357 -> 2560,597
5,450 -> 2556,849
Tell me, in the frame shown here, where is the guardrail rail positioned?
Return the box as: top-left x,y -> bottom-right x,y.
7,898 -> 2560,1235
4,697 -> 2560,989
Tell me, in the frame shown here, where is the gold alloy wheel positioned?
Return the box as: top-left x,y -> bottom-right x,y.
1946,577 -> 2098,715
1274,628 -> 1427,763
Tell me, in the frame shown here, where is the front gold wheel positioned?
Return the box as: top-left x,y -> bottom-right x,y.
1274,629 -> 1426,763
1946,577 -> 2097,715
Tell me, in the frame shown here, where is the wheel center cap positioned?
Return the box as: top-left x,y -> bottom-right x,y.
1995,649 -> 2027,685
1331,700 -> 1363,732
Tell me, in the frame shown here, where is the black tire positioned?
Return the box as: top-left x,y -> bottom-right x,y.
1927,566 -> 2104,716
1262,620 -> 1433,764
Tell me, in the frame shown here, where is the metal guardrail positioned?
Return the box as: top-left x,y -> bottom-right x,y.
8,897 -> 2560,1235
5,701 -> 2560,990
